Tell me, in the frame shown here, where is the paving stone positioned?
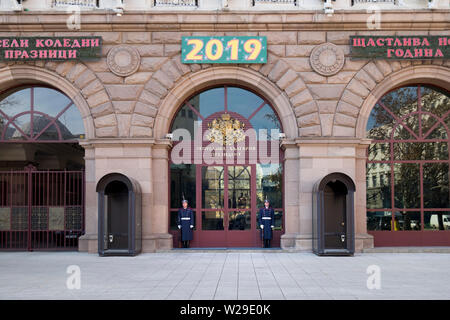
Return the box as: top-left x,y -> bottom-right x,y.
0,252 -> 449,300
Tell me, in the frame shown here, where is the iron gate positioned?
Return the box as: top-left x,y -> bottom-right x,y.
0,165 -> 85,251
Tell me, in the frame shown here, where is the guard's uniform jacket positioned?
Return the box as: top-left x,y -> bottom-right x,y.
177,207 -> 195,241
258,207 -> 275,240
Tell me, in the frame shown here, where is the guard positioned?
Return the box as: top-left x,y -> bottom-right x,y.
177,196 -> 195,248
258,197 -> 275,248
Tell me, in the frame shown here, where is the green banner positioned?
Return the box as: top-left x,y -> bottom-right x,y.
350,36 -> 449,60
182,36 -> 267,64
0,37 -> 102,61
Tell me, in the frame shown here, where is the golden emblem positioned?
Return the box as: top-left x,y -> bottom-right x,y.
206,113 -> 245,145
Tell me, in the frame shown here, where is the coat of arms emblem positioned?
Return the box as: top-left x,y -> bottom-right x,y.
206,113 -> 245,145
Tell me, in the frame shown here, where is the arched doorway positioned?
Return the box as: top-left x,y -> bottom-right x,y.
313,172 -> 355,255
0,85 -> 85,250
168,85 -> 284,248
366,84 -> 450,246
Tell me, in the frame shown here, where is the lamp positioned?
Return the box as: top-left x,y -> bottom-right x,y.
112,0 -> 124,16
11,0 -> 23,11
324,0 -> 334,17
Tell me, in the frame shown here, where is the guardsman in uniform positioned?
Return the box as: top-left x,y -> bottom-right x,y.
258,197 -> 275,248
177,197 -> 195,248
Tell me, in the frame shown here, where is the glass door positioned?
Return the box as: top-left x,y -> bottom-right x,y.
198,165 -> 257,247
226,165 -> 255,247
199,166 -> 226,247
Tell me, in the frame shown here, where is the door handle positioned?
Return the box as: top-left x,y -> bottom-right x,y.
340,234 -> 345,242
109,234 -> 114,243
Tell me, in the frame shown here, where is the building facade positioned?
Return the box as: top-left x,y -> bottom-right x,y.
0,0 -> 449,253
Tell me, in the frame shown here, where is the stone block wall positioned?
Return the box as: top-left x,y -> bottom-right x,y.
0,11 -> 449,252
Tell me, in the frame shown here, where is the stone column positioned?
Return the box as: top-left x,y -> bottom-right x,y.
142,139 -> 173,252
355,140 -> 374,251
280,140 -> 301,249
78,144 -> 98,253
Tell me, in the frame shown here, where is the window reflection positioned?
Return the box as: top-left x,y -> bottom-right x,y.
202,211 -> 224,230
256,163 -> 282,208
394,163 -> 420,209
368,143 -> 390,161
228,87 -> 264,119
366,103 -> 396,140
366,163 -> 391,209
394,142 -> 448,161
367,211 -> 392,231
423,163 -> 449,209
366,85 -> 450,234
421,86 -> 450,118
393,212 -> 421,231
170,164 -> 196,208
228,211 -> 251,230
0,86 -> 84,142
228,166 -> 250,209
424,213 -> 450,231
202,166 -> 224,209
171,104 -> 199,137
380,86 -> 418,118
189,87 -> 224,119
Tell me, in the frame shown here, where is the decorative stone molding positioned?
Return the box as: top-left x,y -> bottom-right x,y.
151,64 -> 299,140
354,63 -> 450,138
141,53 -> 321,139
107,45 -> 141,77
309,42 -> 345,77
333,61 -> 450,138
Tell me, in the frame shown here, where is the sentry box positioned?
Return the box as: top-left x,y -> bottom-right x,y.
97,173 -> 142,256
312,172 -> 355,256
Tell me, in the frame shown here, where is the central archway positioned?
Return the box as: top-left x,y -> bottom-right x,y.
153,66 -> 297,140
168,84 -> 285,248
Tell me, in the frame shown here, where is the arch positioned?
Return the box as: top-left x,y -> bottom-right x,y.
153,66 -> 298,139
313,172 -> 356,194
96,172 -> 141,194
335,63 -> 450,139
0,63 -> 118,140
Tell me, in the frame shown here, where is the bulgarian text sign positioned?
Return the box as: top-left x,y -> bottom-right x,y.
182,36 -> 267,64
0,37 -> 102,61
350,36 -> 449,60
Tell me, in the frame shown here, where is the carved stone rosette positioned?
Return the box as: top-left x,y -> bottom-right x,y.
107,45 -> 141,77
310,42 -> 345,77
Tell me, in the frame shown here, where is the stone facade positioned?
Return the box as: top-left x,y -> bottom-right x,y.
0,10 -> 449,252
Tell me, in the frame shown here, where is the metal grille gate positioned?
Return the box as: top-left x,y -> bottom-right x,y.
0,165 -> 85,251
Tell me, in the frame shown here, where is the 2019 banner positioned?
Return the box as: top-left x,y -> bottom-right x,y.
182,36 -> 267,64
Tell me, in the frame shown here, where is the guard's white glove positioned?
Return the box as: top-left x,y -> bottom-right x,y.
271,225 -> 274,229
190,225 -> 194,229
178,225 -> 181,229
260,225 -> 264,229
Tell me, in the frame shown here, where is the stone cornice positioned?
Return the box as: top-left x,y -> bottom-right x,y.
79,137 -> 157,147
295,137 -> 372,146
0,10 -> 448,32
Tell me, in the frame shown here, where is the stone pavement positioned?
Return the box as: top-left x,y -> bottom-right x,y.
0,251 -> 449,300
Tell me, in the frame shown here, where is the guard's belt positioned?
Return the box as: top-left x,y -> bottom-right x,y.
181,217 -> 191,220
262,217 -> 272,220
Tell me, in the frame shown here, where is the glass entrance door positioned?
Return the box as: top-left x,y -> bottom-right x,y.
199,165 -> 256,247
